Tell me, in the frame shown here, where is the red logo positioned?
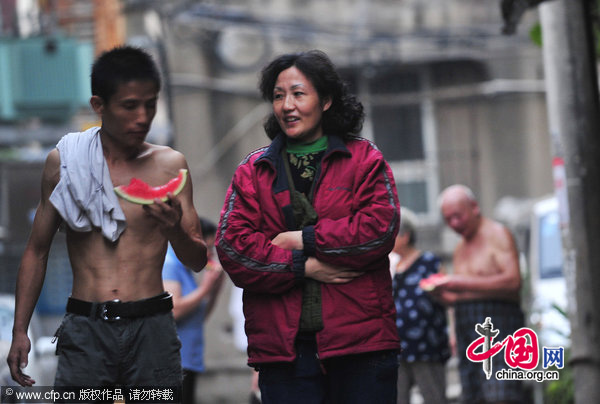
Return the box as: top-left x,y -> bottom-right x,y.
466,317 -> 539,379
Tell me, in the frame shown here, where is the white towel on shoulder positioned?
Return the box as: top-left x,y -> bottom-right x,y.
49,127 -> 126,242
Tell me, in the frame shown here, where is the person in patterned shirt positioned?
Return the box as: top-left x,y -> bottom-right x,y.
390,208 -> 450,404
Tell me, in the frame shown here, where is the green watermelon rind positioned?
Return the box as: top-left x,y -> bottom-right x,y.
114,169 -> 188,205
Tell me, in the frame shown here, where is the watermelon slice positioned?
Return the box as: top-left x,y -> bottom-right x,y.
419,273 -> 447,292
114,169 -> 188,205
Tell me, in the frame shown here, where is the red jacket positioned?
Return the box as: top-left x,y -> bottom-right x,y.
216,134 -> 401,365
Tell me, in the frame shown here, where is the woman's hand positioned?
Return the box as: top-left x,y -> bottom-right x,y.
271,230 -> 303,250
305,257 -> 363,284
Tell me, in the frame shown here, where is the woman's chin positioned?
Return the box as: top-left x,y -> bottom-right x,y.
284,132 -> 322,144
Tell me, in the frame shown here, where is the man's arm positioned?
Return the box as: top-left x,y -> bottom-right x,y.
162,241 -> 224,321
454,227 -> 520,294
155,191 -> 207,272
162,272 -> 220,321
434,225 -> 521,302
203,260 -> 225,320
8,150 -> 62,386
143,155 -> 207,272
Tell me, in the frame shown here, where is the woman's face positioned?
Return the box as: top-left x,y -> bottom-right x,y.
272,66 -> 331,143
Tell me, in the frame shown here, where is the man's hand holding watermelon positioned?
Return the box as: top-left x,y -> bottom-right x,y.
418,273 -> 449,292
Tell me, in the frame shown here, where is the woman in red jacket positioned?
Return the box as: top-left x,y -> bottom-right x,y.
216,50 -> 401,404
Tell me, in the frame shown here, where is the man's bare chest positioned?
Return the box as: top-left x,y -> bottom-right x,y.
455,244 -> 500,277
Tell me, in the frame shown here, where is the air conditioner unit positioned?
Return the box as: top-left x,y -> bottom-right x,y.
0,36 -> 93,122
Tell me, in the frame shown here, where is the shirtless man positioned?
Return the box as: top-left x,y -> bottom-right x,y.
7,46 -> 207,388
434,184 -> 524,404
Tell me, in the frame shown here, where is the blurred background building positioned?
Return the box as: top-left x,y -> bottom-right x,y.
0,0 -> 559,402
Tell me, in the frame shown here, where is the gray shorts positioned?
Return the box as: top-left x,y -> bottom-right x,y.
54,310 -> 182,387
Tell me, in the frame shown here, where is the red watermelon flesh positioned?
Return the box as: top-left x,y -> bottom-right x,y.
114,169 -> 188,205
419,273 -> 447,292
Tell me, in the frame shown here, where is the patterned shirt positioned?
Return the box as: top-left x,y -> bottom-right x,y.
391,251 -> 450,362
285,136 -> 328,197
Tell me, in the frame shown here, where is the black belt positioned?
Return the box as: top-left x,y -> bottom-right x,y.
66,292 -> 173,321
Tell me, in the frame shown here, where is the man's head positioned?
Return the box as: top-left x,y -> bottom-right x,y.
90,46 -> 161,147
439,185 -> 481,239
91,46 -> 161,103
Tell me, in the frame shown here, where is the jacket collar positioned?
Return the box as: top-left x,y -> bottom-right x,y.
255,132 -> 350,170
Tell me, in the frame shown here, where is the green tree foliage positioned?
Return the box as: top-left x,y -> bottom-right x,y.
529,0 -> 600,58
543,303 -> 574,404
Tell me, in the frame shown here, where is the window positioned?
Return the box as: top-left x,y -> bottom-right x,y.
363,66 -> 438,218
538,210 -> 563,279
341,60 -> 488,220
371,104 -> 423,161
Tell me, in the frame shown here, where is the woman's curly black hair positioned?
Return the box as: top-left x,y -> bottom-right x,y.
259,50 -> 364,141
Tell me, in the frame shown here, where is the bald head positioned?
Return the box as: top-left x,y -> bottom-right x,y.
439,185 -> 476,208
439,185 -> 480,238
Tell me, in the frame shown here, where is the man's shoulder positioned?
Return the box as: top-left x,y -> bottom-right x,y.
145,142 -> 177,154
58,126 -> 99,145
481,217 -> 514,244
42,148 -> 61,188
481,216 -> 507,230
45,147 -> 60,165
146,143 -> 187,166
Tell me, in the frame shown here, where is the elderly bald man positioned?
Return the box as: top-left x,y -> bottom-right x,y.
432,185 -> 525,404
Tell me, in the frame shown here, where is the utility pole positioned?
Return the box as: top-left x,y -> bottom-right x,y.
539,1 -> 600,402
